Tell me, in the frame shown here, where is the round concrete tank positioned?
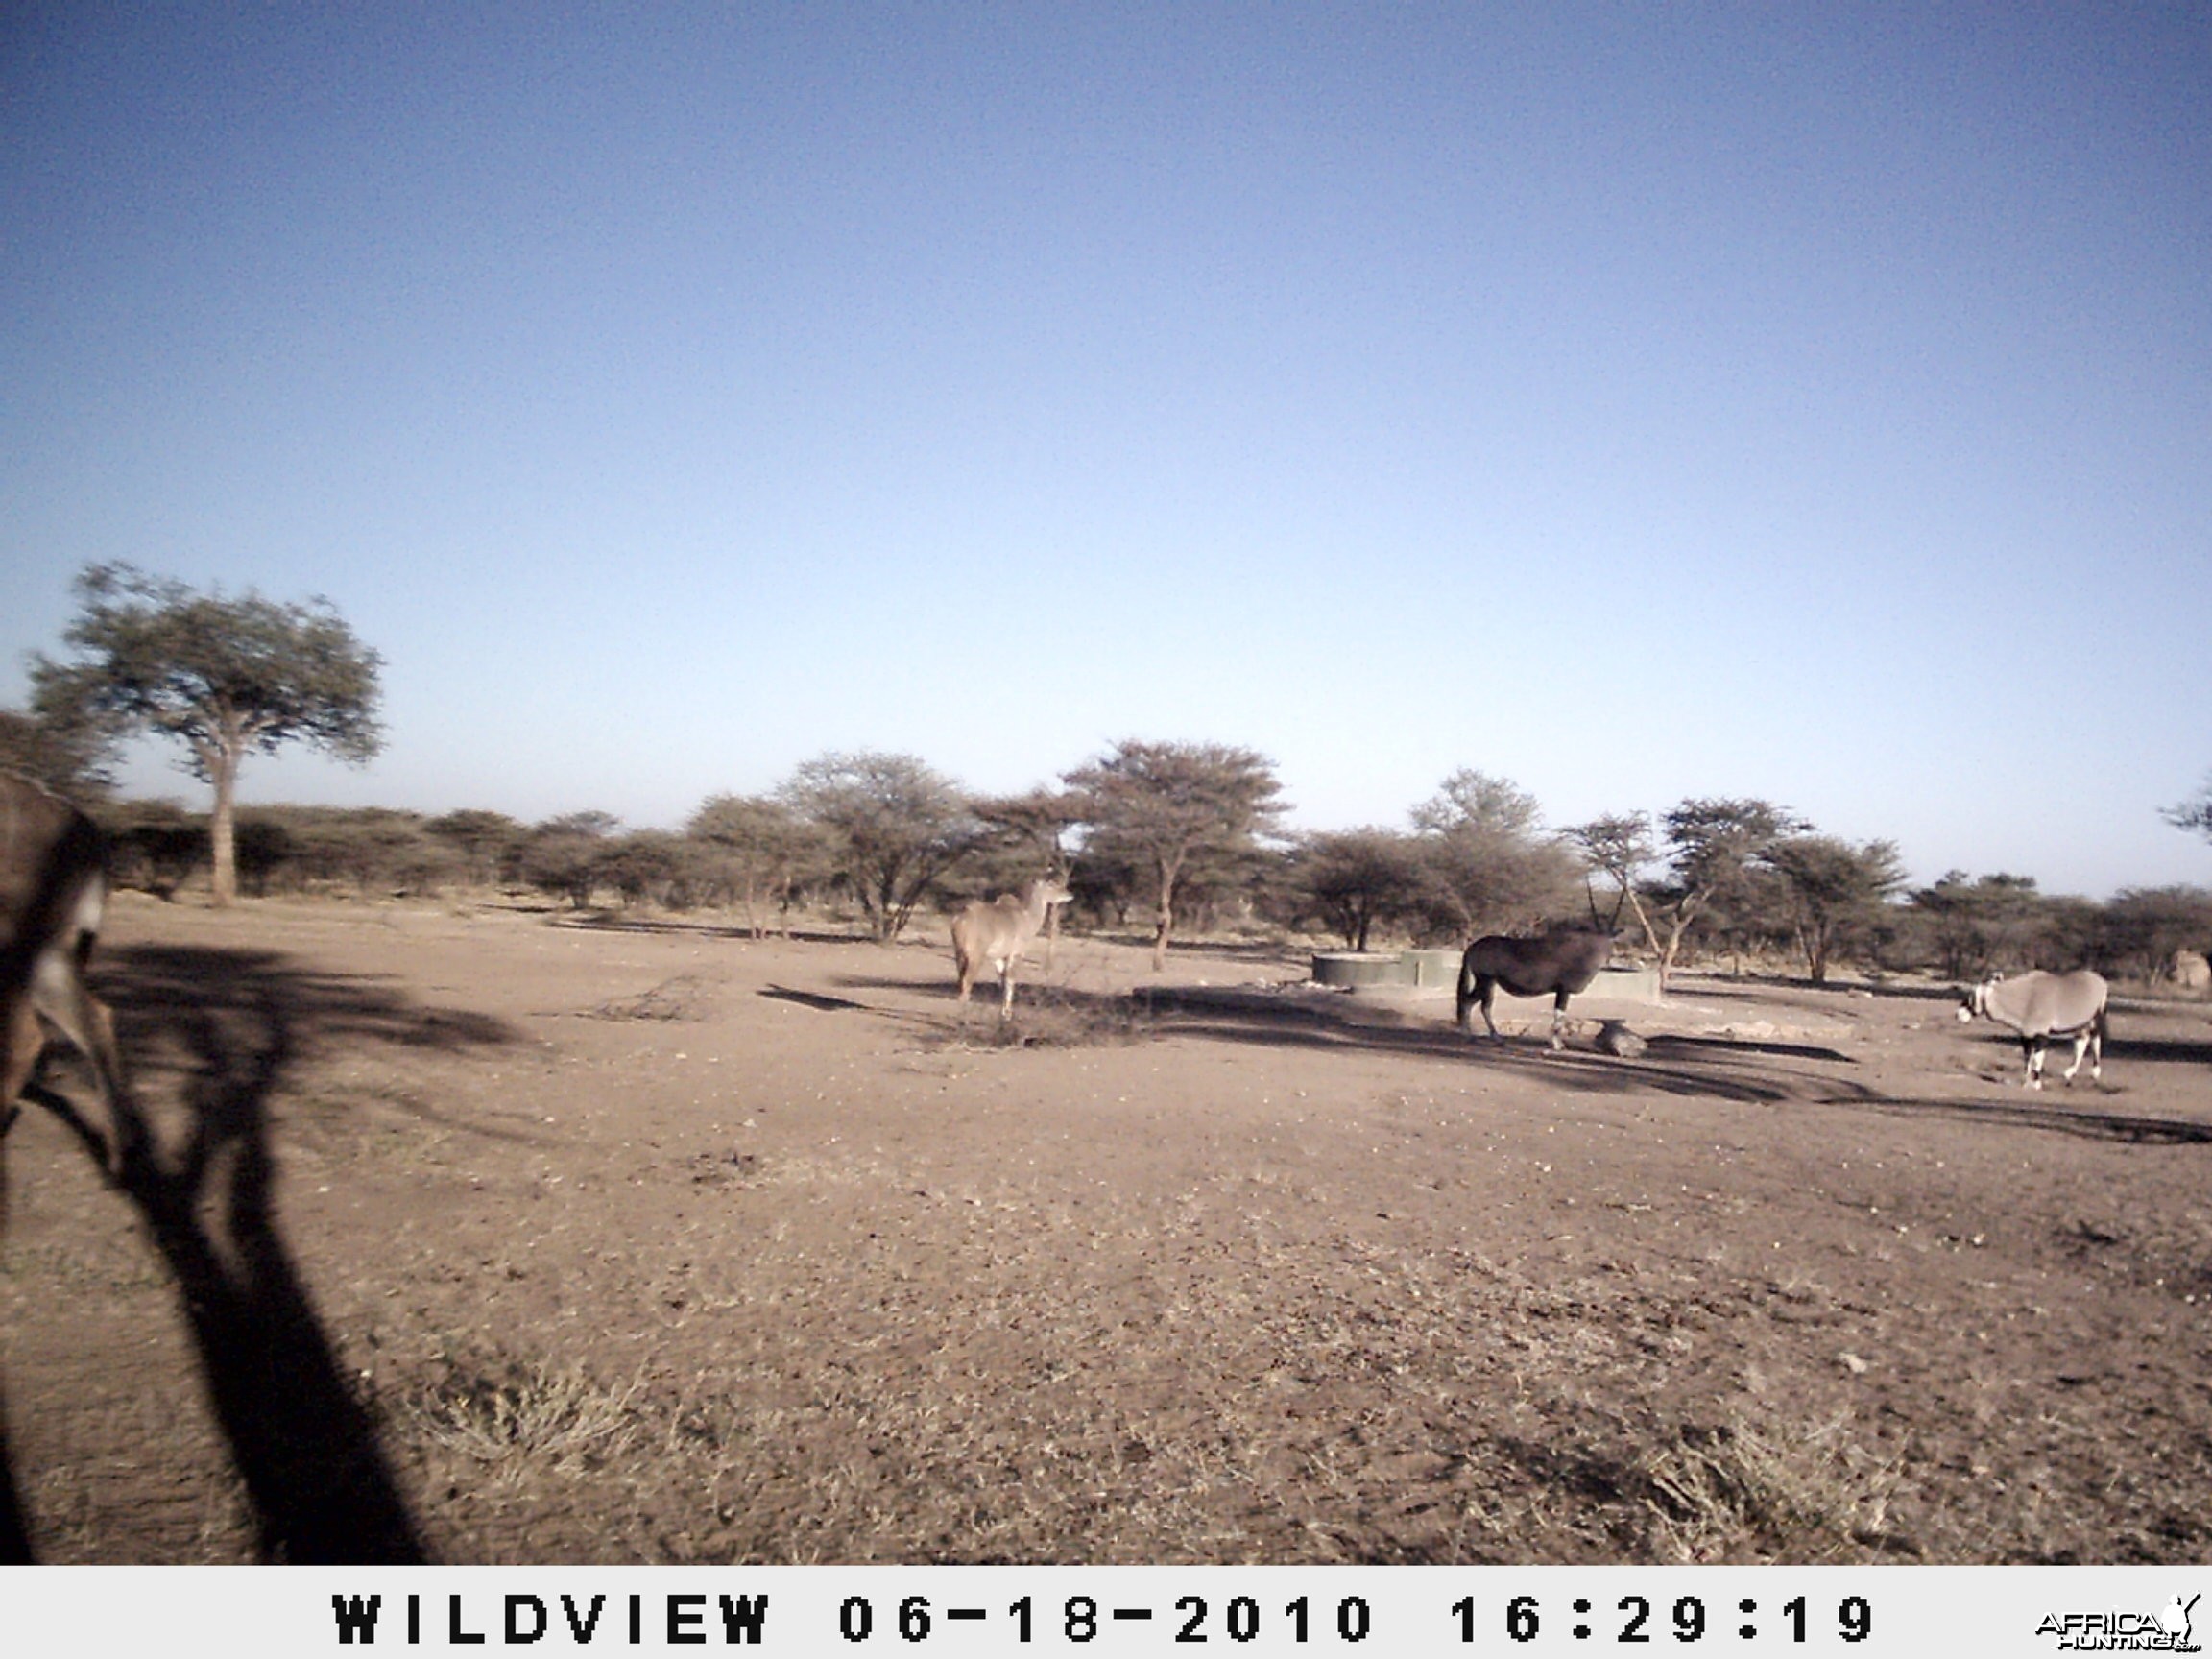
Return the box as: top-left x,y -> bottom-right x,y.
1310,952 -> 1409,989
1401,949 -> 1461,989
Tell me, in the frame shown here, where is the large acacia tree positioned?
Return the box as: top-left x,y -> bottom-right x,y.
780,751 -> 980,941
33,565 -> 384,906
1064,739 -> 1286,969
686,793 -> 829,938
1291,827 -> 1429,952
1766,834 -> 1908,983
1571,799 -> 1803,990
1408,769 -> 1581,940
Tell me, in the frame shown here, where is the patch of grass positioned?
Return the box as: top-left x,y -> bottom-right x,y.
405,1355 -> 645,1478
1634,1414 -> 1904,1563
944,988 -> 1153,1050
0,1238 -> 174,1295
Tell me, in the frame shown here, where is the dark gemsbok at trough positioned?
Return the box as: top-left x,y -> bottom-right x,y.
1,775 -> 134,1196
950,875 -> 1073,1017
1456,926 -> 1619,1052
1958,969 -> 2108,1090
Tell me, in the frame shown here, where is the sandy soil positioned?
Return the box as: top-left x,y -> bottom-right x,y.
3,894 -> 2208,1564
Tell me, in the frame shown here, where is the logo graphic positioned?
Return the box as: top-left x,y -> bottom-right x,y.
2036,1595 -> 2202,1653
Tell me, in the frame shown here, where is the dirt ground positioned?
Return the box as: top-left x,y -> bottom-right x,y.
3,893 -> 2209,1565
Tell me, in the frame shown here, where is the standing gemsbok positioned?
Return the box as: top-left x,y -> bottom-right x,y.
1,775 -> 132,1178
1457,927 -> 1619,1052
1958,969 -> 2108,1090
951,875 -> 1072,1017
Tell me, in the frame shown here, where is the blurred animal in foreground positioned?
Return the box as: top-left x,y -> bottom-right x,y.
1,776 -> 133,1212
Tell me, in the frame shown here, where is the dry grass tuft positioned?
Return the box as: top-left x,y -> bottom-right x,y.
585,975 -> 711,1022
406,1356 -> 645,1477
945,988 -> 1153,1051
1634,1414 -> 1904,1563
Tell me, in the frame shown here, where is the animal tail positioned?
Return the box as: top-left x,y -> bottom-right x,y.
1455,951 -> 1477,1027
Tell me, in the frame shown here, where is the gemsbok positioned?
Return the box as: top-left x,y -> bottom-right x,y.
1457,927 -> 1619,1052
1958,969 -> 2108,1090
1,774 -> 132,1179
951,876 -> 1072,1017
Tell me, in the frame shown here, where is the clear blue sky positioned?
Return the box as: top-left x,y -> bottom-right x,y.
4,5 -> 2206,897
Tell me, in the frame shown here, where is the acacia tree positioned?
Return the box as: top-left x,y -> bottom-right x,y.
686,793 -> 828,937
1578,799 -> 1802,990
0,704 -> 114,798
1291,827 -> 1429,951
2166,774 -> 2212,842
1766,834 -> 1908,983
780,752 -> 979,941
1064,739 -> 1286,969
1567,811 -> 1659,936
424,810 -> 526,889
520,811 -> 619,909
968,786 -> 1081,872
32,565 -> 383,906
1910,871 -> 2049,980
1408,769 -> 1580,941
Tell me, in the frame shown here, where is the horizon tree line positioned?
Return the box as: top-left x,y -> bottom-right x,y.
6,564 -> 2210,983
29,751 -> 2211,990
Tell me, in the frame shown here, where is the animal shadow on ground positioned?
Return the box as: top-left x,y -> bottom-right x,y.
1134,987 -> 2212,1143
1129,986 -> 1834,1107
758,984 -> 869,1013
549,912 -> 865,948
2108,1031 -> 2212,1068
5,942 -> 514,1563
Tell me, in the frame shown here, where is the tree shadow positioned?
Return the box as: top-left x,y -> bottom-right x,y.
1848,1092 -> 2212,1144
6,941 -> 516,1562
2109,1032 -> 2212,1067
0,1393 -> 29,1562
549,912 -> 874,947
1084,932 -> 1309,968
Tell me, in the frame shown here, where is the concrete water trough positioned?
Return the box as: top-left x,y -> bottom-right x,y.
1310,950 -> 1663,1007
1401,948 -> 1461,989
1310,951 -> 1409,989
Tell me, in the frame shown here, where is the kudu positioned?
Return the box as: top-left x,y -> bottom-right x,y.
1,775 -> 132,1188
950,876 -> 1072,1018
